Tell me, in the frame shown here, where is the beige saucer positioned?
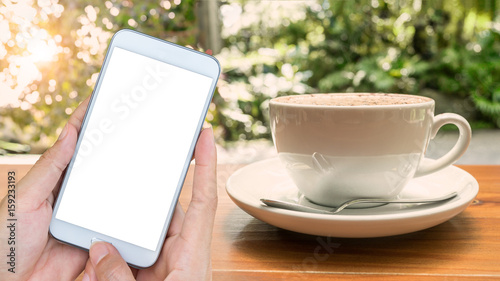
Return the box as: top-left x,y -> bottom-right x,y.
226,158 -> 478,237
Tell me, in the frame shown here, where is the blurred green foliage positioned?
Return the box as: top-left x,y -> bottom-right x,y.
215,0 -> 500,143
1,0 -> 500,153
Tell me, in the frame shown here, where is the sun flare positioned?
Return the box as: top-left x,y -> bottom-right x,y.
27,39 -> 58,63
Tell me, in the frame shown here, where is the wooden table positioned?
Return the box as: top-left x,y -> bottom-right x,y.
1,162 -> 499,280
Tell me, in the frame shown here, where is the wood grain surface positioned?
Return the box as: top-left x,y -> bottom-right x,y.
1,163 -> 499,280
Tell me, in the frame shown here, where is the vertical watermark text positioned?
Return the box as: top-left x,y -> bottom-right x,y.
6,171 -> 16,273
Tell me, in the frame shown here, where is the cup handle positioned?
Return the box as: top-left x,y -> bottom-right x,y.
414,113 -> 471,177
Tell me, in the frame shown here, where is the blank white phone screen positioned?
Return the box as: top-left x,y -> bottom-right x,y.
56,47 -> 213,251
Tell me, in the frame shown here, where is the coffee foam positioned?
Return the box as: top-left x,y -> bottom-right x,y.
274,94 -> 431,106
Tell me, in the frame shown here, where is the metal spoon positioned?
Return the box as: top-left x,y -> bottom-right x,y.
260,192 -> 458,214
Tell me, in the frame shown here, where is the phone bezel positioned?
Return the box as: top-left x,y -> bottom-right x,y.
49,29 -> 220,268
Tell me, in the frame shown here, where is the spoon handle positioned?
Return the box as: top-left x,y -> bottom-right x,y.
334,192 -> 458,213
260,199 -> 333,214
261,192 -> 458,215
341,191 -> 458,206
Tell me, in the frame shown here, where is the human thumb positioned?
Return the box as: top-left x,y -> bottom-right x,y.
89,242 -> 135,281
17,123 -> 78,210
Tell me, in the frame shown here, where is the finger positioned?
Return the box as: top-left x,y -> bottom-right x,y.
140,129 -> 217,281
166,202 -> 186,237
190,127 -> 218,217
68,95 -> 91,132
17,96 -> 90,210
181,127 -> 218,245
83,259 -> 97,281
36,239 -> 89,280
191,123 -> 212,161
136,203 -> 186,281
89,242 -> 135,281
171,127 -> 217,278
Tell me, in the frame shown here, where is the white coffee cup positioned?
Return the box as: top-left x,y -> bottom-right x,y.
269,93 -> 471,207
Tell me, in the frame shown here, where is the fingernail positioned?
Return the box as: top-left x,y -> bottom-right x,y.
82,273 -> 90,281
90,242 -> 109,265
203,125 -> 213,133
58,124 -> 68,141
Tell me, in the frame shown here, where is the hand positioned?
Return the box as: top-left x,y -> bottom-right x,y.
0,94 -> 217,281
0,97 -> 91,280
82,127 -> 218,281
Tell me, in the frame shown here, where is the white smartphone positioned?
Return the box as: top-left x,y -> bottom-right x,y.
49,29 -> 220,268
